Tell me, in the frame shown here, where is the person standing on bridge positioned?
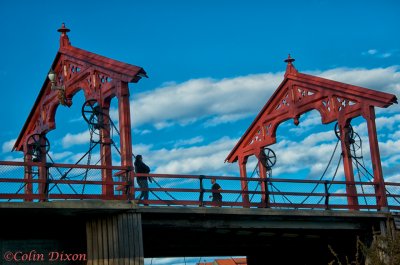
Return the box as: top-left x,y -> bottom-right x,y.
135,155 -> 152,202
209,178 -> 222,204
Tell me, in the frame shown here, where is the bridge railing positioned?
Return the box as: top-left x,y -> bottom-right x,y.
0,161 -> 399,211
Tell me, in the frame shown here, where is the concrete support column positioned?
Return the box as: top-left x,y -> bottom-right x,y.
86,212 -> 144,265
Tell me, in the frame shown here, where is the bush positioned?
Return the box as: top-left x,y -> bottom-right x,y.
328,222 -> 400,265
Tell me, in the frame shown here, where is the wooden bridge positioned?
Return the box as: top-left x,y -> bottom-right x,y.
0,197 -> 397,265
1,24 -> 399,265
0,161 -> 399,264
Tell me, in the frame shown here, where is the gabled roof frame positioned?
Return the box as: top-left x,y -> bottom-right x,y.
13,23 -> 147,152
226,56 -> 397,163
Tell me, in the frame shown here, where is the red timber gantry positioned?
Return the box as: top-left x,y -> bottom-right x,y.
13,23 -> 147,200
225,55 -> 397,210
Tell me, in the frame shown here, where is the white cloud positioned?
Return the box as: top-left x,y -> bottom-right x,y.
309,66 -> 400,96
61,130 -> 99,148
133,128 -> 151,135
2,138 -> 16,153
173,136 -> 204,148
362,49 -> 394,58
386,174 -> 400,183
134,137 -> 238,175
288,111 -> 322,134
48,151 -> 74,161
129,66 -> 399,130
130,73 -> 283,129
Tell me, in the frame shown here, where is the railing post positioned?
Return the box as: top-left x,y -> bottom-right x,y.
199,175 -> 205,207
324,180 -> 330,210
44,163 -> 51,202
263,177 -> 269,208
125,167 -> 134,201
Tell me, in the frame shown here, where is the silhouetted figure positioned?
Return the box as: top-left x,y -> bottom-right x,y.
209,178 -> 222,203
134,155 -> 152,202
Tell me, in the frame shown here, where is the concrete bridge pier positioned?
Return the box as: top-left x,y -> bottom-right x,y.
86,212 -> 144,265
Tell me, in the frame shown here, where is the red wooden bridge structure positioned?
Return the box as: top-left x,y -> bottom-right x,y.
0,24 -> 399,265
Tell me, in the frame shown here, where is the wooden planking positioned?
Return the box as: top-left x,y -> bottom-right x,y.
130,214 -> 137,265
102,218 -> 109,265
136,215 -> 144,265
112,215 -> 119,265
86,220 -> 93,265
123,213 -> 130,265
107,216 -> 114,265
118,213 -> 126,265
132,212 -> 144,265
128,214 -> 138,265
86,213 -> 144,265
92,219 -> 99,265
97,219 -> 104,265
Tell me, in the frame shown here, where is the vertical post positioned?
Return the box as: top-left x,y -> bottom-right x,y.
324,180 -> 330,210
238,156 -> 250,206
257,150 -> 268,207
100,105 -> 113,198
199,175 -> 205,207
118,81 -> 134,194
38,136 -> 48,202
363,106 -> 388,209
338,121 -> 359,210
23,145 -> 33,202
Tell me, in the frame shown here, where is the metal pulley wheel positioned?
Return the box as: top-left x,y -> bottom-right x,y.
82,99 -> 105,131
26,134 -> 50,162
259,147 -> 277,169
334,122 -> 354,141
349,132 -> 363,158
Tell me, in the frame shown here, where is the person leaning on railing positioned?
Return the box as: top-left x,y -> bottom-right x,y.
134,155 -> 152,203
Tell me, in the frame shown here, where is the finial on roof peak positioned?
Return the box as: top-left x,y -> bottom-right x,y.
284,54 -> 295,64
284,54 -> 297,76
58,23 -> 71,48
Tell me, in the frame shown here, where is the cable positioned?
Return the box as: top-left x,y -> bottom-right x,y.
353,158 -> 400,205
353,159 -> 369,207
233,162 -> 258,203
300,139 -> 340,204
315,155 -> 342,206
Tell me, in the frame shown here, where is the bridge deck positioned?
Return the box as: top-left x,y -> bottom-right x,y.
0,200 -> 392,262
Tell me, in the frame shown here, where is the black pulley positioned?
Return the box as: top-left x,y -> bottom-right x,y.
26,134 -> 50,162
334,122 -> 354,140
259,147 -> 277,169
82,99 -> 105,131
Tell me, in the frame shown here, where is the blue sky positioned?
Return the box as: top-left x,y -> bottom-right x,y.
0,0 -> 399,264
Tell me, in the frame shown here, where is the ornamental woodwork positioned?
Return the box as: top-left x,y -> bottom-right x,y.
227,55 -> 397,209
